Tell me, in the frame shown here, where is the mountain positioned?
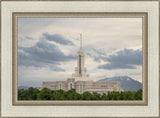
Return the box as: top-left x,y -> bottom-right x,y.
99,76 -> 142,91
18,86 -> 30,90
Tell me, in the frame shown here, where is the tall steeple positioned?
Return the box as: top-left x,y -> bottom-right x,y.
72,34 -> 90,80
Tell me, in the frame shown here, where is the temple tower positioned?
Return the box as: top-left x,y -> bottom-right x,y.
72,34 -> 90,81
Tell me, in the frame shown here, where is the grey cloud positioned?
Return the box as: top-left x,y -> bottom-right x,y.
98,48 -> 142,70
85,48 -> 107,62
98,63 -> 136,70
86,52 -> 101,62
18,39 -> 76,71
43,33 -> 74,45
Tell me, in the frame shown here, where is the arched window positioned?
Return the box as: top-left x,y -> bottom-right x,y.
80,84 -> 83,93
59,84 -> 61,89
70,83 -> 72,89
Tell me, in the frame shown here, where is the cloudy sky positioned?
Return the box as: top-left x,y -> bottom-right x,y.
18,18 -> 142,87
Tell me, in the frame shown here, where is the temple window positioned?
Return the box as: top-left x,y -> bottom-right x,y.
80,84 -> 83,93
70,83 -> 72,89
59,84 -> 61,89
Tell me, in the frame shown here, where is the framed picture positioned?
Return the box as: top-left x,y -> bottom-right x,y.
1,0 -> 159,118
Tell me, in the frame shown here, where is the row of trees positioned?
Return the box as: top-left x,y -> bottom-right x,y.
18,88 -> 142,100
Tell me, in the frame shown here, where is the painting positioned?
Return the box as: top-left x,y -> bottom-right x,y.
17,17 -> 143,101
1,1 -> 159,118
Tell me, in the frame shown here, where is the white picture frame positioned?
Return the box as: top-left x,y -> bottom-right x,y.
1,0 -> 159,117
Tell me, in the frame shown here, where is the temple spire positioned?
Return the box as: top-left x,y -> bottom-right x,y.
80,33 -> 82,50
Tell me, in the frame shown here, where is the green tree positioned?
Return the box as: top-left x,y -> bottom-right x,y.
92,92 -> 101,100
101,93 -> 108,100
18,88 -> 143,100
65,89 -> 77,100
28,87 -> 40,100
82,92 -> 92,100
18,89 -> 30,100
134,89 -> 142,100
37,88 -> 52,100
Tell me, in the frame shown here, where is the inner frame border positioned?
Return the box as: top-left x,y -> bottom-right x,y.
12,12 -> 148,106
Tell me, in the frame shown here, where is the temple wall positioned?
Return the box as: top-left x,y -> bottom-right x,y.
41,79 -> 123,95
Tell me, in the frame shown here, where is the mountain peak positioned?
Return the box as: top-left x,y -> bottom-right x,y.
99,76 -> 142,91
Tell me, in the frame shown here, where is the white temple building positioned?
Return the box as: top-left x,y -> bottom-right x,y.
40,34 -> 123,94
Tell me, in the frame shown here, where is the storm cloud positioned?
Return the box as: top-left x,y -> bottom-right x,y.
98,48 -> 142,70
18,39 -> 76,71
85,48 -> 107,62
43,33 -> 74,45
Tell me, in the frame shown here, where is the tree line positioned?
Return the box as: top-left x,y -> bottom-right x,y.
18,88 -> 142,100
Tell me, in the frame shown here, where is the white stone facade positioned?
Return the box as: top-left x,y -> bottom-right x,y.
42,79 -> 123,94
40,35 -> 123,94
